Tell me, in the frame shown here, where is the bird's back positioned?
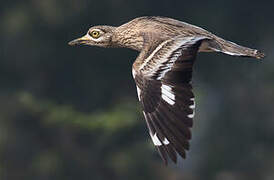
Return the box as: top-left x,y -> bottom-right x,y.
120,16 -> 264,59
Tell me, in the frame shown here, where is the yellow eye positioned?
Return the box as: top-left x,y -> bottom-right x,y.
89,30 -> 100,38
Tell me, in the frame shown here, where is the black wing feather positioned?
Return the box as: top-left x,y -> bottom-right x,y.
133,36 -> 207,164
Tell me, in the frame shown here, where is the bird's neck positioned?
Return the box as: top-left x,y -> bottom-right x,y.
111,28 -> 144,51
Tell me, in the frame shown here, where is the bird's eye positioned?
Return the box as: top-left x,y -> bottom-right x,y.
89,30 -> 101,38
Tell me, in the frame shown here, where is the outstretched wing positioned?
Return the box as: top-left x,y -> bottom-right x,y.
132,36 -> 208,165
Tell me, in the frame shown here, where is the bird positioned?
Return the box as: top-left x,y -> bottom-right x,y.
68,16 -> 265,165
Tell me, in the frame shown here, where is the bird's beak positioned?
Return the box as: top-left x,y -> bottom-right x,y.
68,34 -> 91,46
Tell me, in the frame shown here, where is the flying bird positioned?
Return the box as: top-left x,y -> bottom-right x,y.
69,16 -> 264,165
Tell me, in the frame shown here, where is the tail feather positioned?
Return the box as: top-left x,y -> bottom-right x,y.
215,38 -> 265,59
220,39 -> 265,59
200,37 -> 265,59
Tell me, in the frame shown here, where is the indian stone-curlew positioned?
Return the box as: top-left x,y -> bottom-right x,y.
69,16 -> 265,165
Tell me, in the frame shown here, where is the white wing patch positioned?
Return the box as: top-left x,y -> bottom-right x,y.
149,132 -> 162,146
136,86 -> 141,101
162,138 -> 170,145
149,132 -> 170,146
187,112 -> 195,119
162,95 -> 174,106
188,98 -> 195,118
189,98 -> 195,109
132,68 -> 137,79
161,84 -> 175,105
133,69 -> 141,101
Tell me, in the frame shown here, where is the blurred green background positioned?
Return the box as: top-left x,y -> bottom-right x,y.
0,0 -> 273,180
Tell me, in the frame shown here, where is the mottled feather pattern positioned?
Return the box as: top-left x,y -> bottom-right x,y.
69,16 -> 265,165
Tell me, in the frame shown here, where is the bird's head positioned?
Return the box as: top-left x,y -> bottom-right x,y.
68,26 -> 115,48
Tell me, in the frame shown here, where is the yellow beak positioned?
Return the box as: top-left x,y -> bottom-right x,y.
68,34 -> 91,46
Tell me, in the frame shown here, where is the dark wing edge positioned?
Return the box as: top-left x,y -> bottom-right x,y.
133,36 -> 207,165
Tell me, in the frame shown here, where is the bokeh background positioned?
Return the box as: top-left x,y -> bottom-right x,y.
0,0 -> 273,180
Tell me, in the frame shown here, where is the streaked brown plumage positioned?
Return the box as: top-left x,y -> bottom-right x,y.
69,16 -> 265,165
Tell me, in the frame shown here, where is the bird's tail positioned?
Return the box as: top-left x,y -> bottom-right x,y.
204,37 -> 265,59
